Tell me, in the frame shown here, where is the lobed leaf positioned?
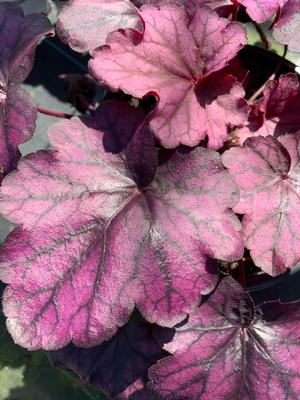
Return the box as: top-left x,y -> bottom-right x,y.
149,276 -> 300,399
90,5 -> 247,149
272,0 -> 300,53
56,0 -> 144,53
0,100 -> 243,350
223,134 -> 300,275
0,2 -> 53,180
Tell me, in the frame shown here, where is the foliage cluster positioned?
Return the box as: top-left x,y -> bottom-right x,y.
0,1 -> 300,398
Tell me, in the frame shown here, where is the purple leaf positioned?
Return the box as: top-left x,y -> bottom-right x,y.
0,2 -> 53,180
50,320 -> 167,399
125,122 -> 158,188
0,86 -> 36,179
89,5 -> 247,149
96,100 -> 146,153
0,100 -> 242,350
149,276 -> 300,400
56,0 -> 144,53
223,134 -> 300,275
236,73 -> 300,144
0,3 -> 53,85
273,0 -> 300,53
98,100 -> 158,186
239,0 -> 288,23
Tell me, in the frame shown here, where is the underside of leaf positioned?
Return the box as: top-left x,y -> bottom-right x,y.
56,0 -> 144,53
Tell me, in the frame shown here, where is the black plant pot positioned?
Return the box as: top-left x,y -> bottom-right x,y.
248,264 -> 300,304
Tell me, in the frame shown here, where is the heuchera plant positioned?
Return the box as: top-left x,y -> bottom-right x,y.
0,0 -> 300,399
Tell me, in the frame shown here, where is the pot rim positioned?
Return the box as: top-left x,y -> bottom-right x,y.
247,263 -> 300,292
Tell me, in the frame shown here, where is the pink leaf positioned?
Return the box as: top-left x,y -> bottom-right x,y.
133,0 -> 232,12
273,0 -> 300,52
239,0 -> 288,23
56,0 -> 144,53
223,134 -> 300,275
236,73 -> 300,144
149,276 -> 300,400
90,5 -> 247,149
0,2 -> 53,180
0,101 -> 242,350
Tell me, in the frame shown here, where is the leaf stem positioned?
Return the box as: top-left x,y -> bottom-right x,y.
248,45 -> 287,103
230,1 -> 239,21
226,262 -> 232,276
269,6 -> 282,31
36,107 -> 74,119
253,22 -> 270,49
78,95 -> 96,113
238,259 -> 246,289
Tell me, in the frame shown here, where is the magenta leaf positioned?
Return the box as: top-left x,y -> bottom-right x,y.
0,100 -> 242,350
50,320 -> 167,399
56,0 -> 144,53
223,134 -> 300,275
273,0 -> 300,52
0,2 -> 53,180
90,5 -> 247,149
149,276 -> 300,400
239,0 -> 288,23
236,73 -> 300,144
